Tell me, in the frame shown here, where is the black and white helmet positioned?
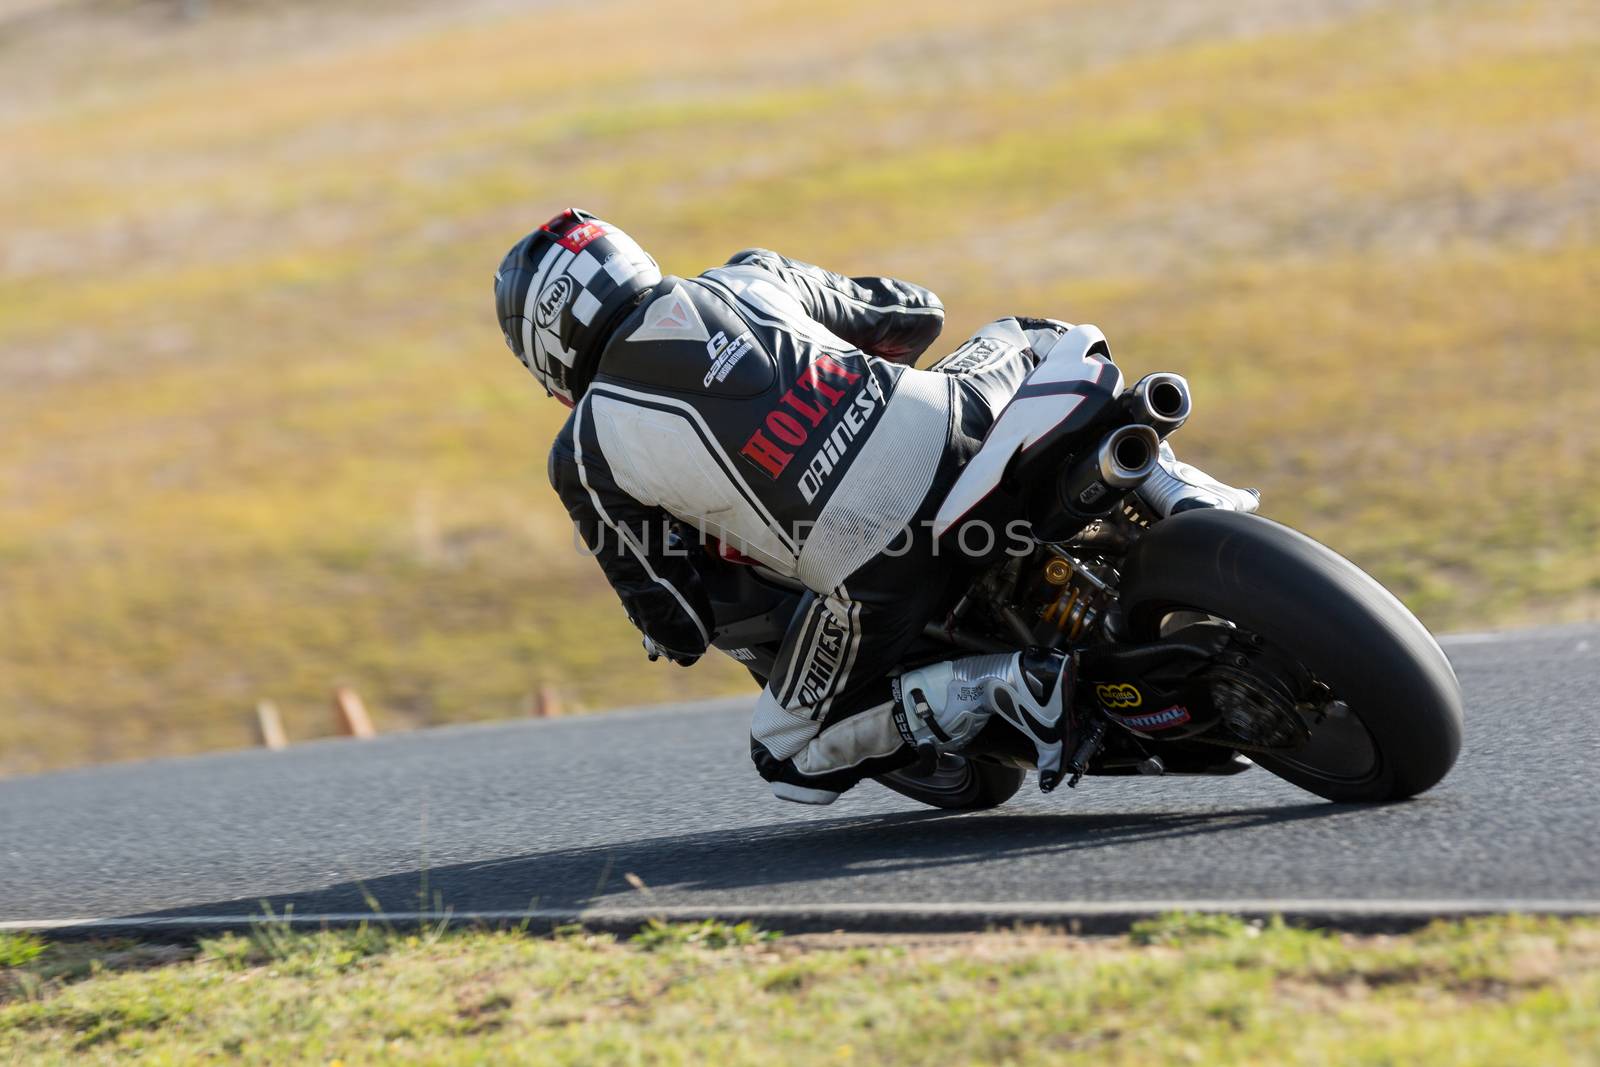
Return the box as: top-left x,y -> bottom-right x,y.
494,209 -> 661,405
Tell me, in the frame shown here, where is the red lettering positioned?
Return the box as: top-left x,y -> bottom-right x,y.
555,221 -> 606,252
743,356 -> 866,479
796,366 -> 845,404
814,354 -> 862,383
740,431 -> 793,477
765,411 -> 807,446
797,355 -> 860,403
780,391 -> 828,426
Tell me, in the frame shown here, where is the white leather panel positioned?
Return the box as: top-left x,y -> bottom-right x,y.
589,393 -> 798,574
798,367 -> 952,592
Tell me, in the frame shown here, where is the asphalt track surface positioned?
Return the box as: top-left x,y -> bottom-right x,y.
3,625 -> 1597,935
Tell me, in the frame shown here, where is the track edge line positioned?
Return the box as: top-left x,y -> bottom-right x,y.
7,899 -> 1599,939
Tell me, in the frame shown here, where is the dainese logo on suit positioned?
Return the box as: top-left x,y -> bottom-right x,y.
739,354 -> 884,503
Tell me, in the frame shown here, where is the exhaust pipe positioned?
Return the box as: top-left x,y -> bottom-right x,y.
1094,422 -> 1162,489
1034,424 -> 1161,541
1125,372 -> 1191,436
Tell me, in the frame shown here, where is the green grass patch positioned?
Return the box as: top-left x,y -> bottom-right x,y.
1,916 -> 1597,1064
629,918 -> 779,952
0,934 -> 46,970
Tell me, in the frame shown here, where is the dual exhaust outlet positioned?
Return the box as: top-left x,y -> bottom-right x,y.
1045,373 -> 1191,537
1127,371 -> 1192,437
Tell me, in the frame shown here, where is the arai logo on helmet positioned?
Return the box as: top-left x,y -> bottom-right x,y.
534,276 -> 576,329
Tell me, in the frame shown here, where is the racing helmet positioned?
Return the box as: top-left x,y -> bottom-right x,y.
494,209 -> 661,405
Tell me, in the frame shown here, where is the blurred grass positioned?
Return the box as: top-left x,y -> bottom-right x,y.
1,0 -> 1596,773
2,916 -> 1599,1063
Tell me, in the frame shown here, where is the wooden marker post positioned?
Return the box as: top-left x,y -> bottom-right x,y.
534,684 -> 564,719
332,686 -> 376,739
255,700 -> 288,750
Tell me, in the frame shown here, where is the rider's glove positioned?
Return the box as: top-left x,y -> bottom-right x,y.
642,636 -> 700,668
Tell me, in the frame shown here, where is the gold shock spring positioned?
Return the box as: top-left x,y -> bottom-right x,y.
1040,556 -> 1098,640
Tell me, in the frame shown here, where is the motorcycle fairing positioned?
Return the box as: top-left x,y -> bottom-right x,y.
933,324 -> 1123,537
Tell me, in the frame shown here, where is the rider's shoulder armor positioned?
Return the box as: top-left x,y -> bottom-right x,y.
593,277 -> 776,399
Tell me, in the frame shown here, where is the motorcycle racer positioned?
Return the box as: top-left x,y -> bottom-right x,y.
495,209 -> 1256,804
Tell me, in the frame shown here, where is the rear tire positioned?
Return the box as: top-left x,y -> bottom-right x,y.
1117,510 -> 1463,802
875,755 -> 1026,810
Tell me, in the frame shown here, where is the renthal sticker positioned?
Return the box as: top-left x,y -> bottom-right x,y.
554,221 -> 606,252
535,276 -> 576,328
1094,682 -> 1143,709
739,354 -> 864,478
1112,704 -> 1191,731
797,375 -> 884,503
722,646 -> 758,663
704,330 -> 756,387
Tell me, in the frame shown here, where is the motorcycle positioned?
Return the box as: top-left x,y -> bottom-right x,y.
696,325 -> 1464,810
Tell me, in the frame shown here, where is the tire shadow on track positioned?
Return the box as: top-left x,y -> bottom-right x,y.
121,801 -> 1364,923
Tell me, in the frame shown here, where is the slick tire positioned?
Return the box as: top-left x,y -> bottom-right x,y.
1117,510 -> 1463,802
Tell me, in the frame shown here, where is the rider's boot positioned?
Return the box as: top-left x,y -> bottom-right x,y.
1136,441 -> 1260,517
894,648 -> 1076,792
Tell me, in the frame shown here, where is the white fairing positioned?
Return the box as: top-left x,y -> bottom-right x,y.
932,324 -> 1122,537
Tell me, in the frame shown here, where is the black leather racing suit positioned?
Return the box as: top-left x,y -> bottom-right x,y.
548,250 -> 1058,795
